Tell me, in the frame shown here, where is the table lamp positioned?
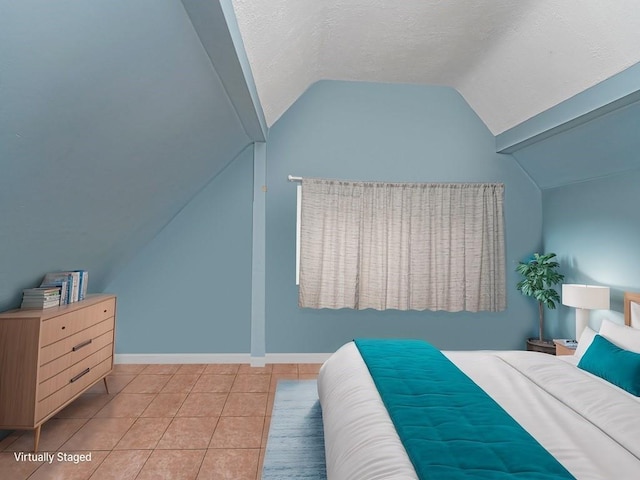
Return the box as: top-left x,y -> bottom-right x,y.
562,284 -> 610,338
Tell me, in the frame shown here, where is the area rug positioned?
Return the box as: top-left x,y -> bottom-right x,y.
262,380 -> 327,479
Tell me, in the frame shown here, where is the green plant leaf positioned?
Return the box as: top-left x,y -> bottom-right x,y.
515,252 -> 565,340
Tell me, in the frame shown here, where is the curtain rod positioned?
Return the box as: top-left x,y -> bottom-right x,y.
288,175 -> 302,182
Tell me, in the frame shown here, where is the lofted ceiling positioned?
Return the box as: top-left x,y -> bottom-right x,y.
232,0 -> 640,134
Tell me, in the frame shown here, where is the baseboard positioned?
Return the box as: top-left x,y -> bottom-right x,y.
250,356 -> 266,367
114,352 -> 332,364
114,353 -> 251,364
265,353 -> 332,364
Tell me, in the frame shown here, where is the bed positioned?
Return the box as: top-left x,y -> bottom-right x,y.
318,291 -> 640,479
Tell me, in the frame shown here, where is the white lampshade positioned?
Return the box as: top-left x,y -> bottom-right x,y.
562,284 -> 610,310
562,284 -> 610,338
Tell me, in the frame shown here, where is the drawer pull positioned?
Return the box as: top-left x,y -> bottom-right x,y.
72,339 -> 92,352
61,326 -> 66,330
70,368 -> 90,383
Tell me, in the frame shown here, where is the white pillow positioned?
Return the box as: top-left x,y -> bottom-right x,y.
574,326 -> 597,360
632,301 -> 640,328
598,318 -> 640,354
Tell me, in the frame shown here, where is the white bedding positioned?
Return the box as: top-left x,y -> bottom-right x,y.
317,342 -> 640,479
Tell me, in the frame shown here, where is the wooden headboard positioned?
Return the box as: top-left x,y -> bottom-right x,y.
624,291 -> 640,327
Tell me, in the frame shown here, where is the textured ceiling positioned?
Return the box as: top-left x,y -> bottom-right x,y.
232,0 -> 640,134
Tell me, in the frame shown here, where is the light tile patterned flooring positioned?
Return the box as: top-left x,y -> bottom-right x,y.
0,363 -> 321,480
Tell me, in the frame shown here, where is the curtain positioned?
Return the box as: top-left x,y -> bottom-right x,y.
299,178 -> 505,312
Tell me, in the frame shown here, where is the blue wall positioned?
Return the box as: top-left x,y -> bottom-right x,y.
542,170 -> 640,337
265,81 -> 543,353
0,0 -> 251,311
106,146 -> 254,354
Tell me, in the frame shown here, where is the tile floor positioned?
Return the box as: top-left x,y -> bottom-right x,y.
0,363 -> 321,480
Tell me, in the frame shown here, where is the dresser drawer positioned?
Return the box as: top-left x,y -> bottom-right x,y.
39,328 -> 114,383
40,317 -> 114,367
36,357 -> 112,423
38,344 -> 113,402
40,299 -> 115,347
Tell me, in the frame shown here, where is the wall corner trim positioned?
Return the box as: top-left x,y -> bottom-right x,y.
180,0 -> 267,141
250,142 -> 267,360
250,356 -> 266,367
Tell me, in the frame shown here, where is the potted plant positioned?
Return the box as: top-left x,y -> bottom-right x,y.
516,252 -> 564,344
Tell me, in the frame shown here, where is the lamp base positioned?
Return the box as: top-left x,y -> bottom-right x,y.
575,308 -> 590,339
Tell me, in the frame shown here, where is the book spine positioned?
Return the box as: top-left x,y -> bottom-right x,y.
66,274 -> 73,304
82,271 -> 88,299
74,270 -> 88,301
23,288 -> 60,294
22,294 -> 60,300
22,298 -> 60,305
22,299 -> 61,307
77,272 -> 84,301
23,290 -> 60,297
72,272 -> 80,302
60,280 -> 68,305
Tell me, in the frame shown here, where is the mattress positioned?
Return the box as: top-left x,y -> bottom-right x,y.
317,342 -> 640,479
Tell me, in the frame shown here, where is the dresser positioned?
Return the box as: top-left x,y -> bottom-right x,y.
0,294 -> 116,452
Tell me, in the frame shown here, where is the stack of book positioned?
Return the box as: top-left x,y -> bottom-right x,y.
557,339 -> 578,349
40,270 -> 88,304
21,287 -> 61,309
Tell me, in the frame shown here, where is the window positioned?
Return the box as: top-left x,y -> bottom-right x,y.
298,178 -> 505,312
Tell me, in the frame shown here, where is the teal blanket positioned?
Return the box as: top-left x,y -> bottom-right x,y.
355,339 -> 574,479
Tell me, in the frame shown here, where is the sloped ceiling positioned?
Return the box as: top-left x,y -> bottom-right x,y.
0,0 -> 253,309
232,0 -> 640,134
512,99 -> 640,189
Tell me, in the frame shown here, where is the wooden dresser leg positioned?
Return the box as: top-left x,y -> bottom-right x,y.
103,376 -> 109,395
34,425 -> 41,453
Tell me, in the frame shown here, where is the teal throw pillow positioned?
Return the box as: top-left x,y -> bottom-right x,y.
578,334 -> 640,396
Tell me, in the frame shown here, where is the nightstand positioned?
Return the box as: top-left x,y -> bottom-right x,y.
553,339 -> 577,356
526,338 -> 556,355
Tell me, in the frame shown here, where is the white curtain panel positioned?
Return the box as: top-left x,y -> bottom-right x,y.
299,179 -> 505,312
